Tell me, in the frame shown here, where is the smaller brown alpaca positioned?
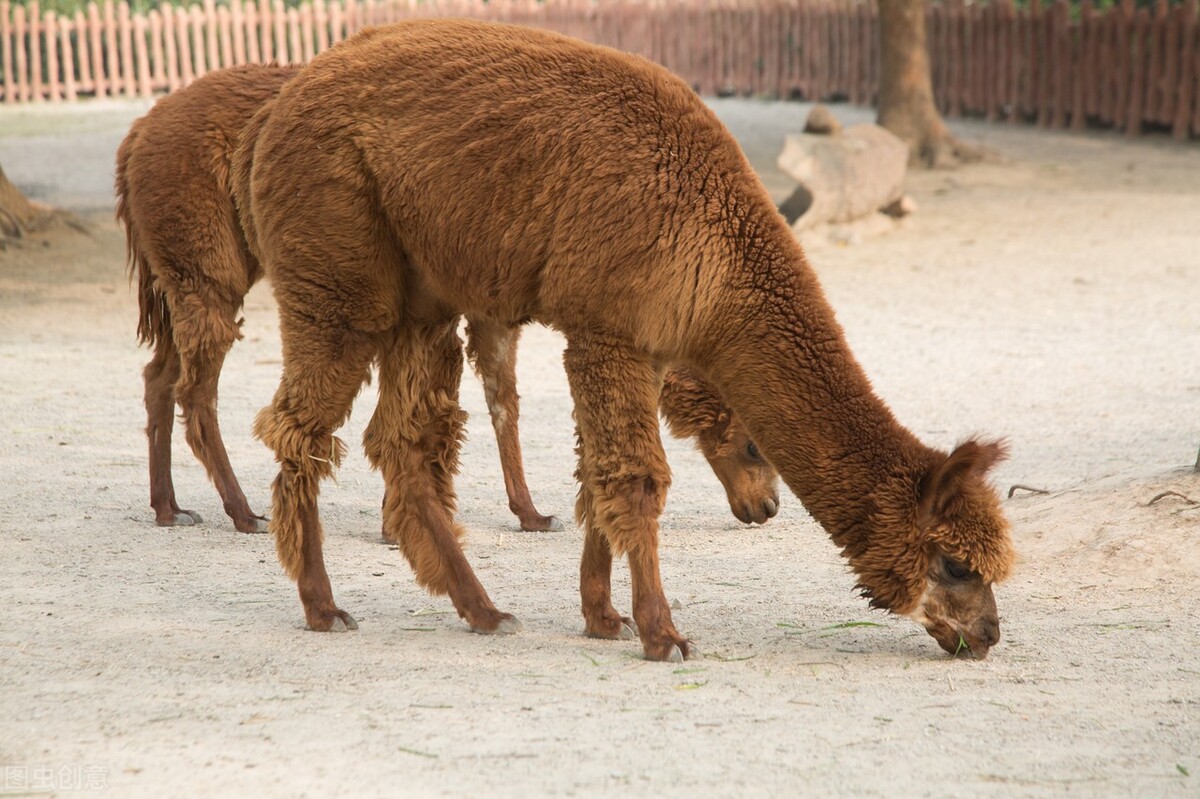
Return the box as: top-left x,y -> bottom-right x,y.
114,65 -> 779,536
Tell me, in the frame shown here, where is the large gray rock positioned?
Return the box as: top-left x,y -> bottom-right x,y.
777,123 -> 910,231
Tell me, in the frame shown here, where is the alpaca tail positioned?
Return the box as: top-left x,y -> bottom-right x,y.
115,127 -> 170,348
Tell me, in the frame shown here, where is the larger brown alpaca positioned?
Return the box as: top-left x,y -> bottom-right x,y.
236,20 -> 1015,661
115,64 -> 779,537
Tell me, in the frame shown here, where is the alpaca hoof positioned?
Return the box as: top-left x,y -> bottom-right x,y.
520,514 -> 564,533
237,515 -> 269,534
584,614 -> 638,640
307,609 -> 358,632
642,636 -> 691,662
158,510 -> 202,527
471,613 -> 522,635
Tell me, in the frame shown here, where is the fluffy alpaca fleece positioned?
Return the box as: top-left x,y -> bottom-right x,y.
115,64 -> 777,537
235,20 -> 1015,661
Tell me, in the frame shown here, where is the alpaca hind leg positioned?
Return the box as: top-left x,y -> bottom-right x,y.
465,318 -> 561,532
366,323 -> 520,634
143,332 -> 200,526
577,470 -> 637,641
254,318 -> 377,632
564,333 -> 686,662
174,295 -> 268,533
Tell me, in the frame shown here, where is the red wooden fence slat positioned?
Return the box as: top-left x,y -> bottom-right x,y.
29,1 -> 43,102
1176,0 -> 1198,138
1,1 -> 13,103
134,12 -> 151,96
1162,4 -> 1181,124
1128,6 -> 1148,135
120,0 -> 137,97
62,12 -> 78,100
150,9 -> 165,90
217,4 -> 232,68
12,2 -> 26,102
162,4 -> 179,92
46,11 -> 60,101
175,4 -> 192,87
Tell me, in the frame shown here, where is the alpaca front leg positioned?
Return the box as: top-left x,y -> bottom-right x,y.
254,318 -> 377,632
365,323 -> 520,635
579,517 -> 637,641
564,333 -> 687,662
464,317 -> 561,532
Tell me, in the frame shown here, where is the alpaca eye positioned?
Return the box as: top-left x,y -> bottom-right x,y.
944,559 -> 972,581
745,441 -> 762,461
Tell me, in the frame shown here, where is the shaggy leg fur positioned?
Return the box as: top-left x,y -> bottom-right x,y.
564,333 -> 687,662
366,323 -> 520,634
142,333 -> 201,526
173,294 -> 268,534
464,318 -> 562,533
254,317 -> 377,632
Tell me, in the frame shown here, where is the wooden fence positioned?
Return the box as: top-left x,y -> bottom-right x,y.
2,0 -> 1199,139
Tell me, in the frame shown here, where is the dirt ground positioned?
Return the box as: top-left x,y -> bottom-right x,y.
1,95 -> 1197,798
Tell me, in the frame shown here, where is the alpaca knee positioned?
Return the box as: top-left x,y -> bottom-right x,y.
582,472 -> 671,557
254,403 -> 346,481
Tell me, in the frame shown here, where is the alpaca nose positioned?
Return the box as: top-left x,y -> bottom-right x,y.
981,619 -> 1001,648
762,497 -> 779,519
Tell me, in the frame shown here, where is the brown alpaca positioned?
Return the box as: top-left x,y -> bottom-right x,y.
235,20 -> 1015,661
115,64 -> 778,536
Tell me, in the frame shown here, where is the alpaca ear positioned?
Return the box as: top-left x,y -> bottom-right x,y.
918,439 -> 1008,526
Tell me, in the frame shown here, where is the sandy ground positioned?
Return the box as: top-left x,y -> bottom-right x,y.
1,95 -> 1198,798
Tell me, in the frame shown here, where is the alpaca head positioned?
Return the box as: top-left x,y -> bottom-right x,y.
856,440 -> 1014,659
697,417 -> 781,525
660,368 -> 781,525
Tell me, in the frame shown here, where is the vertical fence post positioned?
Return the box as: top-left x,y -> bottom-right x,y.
88,2 -> 104,97
45,10 -> 60,101
1175,0 -> 1197,138
134,11 -> 151,96
12,3 -> 26,102
258,0 -> 272,63
61,11 -> 78,101
1128,5 -> 1148,134
275,0 -> 289,63
149,9 -> 165,91
1,1 -> 14,104
231,0 -> 246,65
119,0 -> 136,97
217,4 -> 232,67
162,4 -> 179,92
29,1 -> 42,102
175,3 -> 192,87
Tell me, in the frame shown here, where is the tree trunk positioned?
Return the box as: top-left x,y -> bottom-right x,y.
0,164 -> 76,244
876,0 -> 979,167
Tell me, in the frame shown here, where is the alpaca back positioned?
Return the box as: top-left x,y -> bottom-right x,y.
116,63 -> 299,345
249,21 -> 778,354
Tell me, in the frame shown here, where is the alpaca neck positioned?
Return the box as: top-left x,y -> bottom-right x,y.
695,231 -> 930,551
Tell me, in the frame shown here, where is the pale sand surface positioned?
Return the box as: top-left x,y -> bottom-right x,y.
1,96 -> 1198,797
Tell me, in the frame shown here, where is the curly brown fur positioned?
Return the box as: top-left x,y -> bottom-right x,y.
233,20 -> 1016,660
118,63 -> 763,539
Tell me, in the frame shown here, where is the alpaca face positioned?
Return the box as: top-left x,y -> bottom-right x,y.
902,440 -> 1013,658
700,424 -> 781,525
908,552 -> 1002,659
